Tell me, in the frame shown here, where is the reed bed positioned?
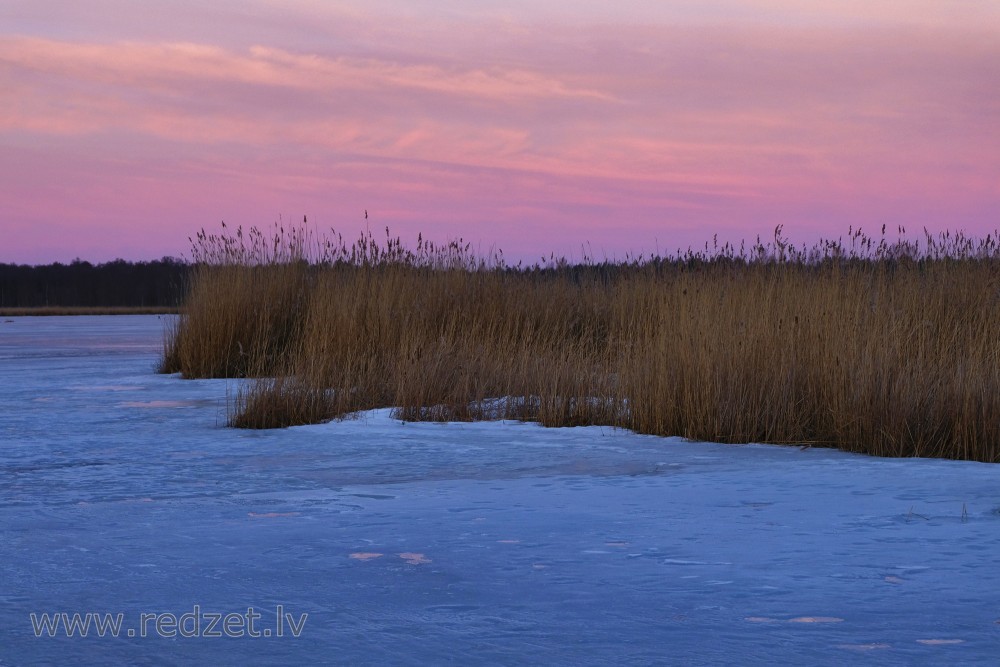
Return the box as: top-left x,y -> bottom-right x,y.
161,222 -> 1000,462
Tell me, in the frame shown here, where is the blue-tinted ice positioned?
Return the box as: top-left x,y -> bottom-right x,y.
2,316 -> 999,665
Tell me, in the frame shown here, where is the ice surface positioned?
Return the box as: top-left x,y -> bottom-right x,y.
2,316 -> 999,665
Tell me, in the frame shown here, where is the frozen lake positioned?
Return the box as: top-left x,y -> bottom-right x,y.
2,315 -> 999,665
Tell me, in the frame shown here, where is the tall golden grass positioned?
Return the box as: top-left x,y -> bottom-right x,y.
161,222 -> 1000,462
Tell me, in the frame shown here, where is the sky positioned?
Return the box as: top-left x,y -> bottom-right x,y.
1,1 -> 998,264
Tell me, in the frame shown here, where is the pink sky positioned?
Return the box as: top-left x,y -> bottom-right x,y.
1,1 -> 998,264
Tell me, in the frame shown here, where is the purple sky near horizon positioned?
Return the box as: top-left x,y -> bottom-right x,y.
1,1 -> 998,264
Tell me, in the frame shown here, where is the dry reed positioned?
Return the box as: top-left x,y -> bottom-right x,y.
162,222 -> 1000,462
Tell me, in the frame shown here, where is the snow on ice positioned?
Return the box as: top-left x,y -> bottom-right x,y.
1,316 -> 999,665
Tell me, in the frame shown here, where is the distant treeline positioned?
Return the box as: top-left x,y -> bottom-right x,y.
0,258 -> 190,308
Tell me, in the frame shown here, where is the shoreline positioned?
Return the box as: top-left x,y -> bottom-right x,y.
0,306 -> 180,316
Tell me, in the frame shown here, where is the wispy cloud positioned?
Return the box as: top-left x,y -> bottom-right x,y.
1,2 -> 998,262
0,36 -> 617,103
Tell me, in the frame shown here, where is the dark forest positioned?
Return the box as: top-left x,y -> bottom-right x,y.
0,258 -> 190,309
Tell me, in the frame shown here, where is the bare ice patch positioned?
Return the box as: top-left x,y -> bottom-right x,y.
120,400 -> 215,408
837,643 -> 890,651
73,385 -> 137,392
745,616 -> 844,624
398,553 -> 431,565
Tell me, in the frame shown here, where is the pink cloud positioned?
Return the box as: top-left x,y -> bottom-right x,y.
1,6 -> 998,263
